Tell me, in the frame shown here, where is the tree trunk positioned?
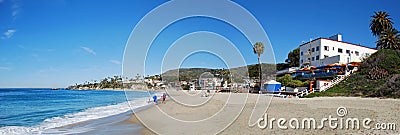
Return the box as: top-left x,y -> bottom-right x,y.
258,55 -> 262,90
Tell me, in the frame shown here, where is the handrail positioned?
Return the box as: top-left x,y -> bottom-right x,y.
297,68 -> 358,97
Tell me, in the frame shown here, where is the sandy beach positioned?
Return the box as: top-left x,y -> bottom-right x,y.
125,91 -> 400,134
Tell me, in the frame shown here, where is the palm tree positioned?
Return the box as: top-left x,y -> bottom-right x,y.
370,11 -> 393,36
378,28 -> 400,50
253,42 -> 264,89
101,78 -> 108,88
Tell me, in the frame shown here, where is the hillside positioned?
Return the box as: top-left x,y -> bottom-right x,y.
306,49 -> 400,98
161,63 -> 276,83
68,63 -> 276,89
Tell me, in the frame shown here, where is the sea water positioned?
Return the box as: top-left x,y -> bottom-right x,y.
0,88 -> 155,134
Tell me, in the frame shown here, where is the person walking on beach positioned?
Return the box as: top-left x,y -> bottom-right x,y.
162,93 -> 167,103
153,94 -> 157,104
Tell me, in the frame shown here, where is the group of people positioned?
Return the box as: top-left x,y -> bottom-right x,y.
150,93 -> 167,104
202,90 -> 211,97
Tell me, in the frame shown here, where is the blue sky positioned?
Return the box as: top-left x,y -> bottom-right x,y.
0,0 -> 399,88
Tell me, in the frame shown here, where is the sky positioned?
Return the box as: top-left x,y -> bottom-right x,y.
0,0 -> 399,88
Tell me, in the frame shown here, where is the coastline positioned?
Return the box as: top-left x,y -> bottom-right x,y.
66,88 -> 166,92
50,90 -> 164,134
125,93 -> 400,134
42,97 -> 156,134
5,89 -> 398,134
0,89 -> 152,134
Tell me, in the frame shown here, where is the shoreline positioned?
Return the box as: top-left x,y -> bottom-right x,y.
50,90 -> 165,134
65,88 -> 166,92
40,97 -> 156,134
33,91 -> 400,134
0,89 -> 153,134
124,99 -> 172,135
43,111 -> 143,135
125,93 -> 400,134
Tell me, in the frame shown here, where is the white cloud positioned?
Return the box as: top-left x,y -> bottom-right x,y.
11,0 -> 20,20
2,29 -> 16,39
17,45 -> 54,52
109,60 -> 121,65
81,46 -> 96,56
12,10 -> 18,17
0,0 -> 20,21
0,66 -> 12,71
33,48 -> 54,52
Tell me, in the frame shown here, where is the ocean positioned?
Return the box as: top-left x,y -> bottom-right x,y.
0,88 -> 154,134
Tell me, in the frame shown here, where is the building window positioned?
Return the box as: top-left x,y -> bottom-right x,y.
301,60 -> 303,63
324,46 -> 329,51
301,51 -> 303,56
312,48 -> 315,52
316,46 -> 320,51
324,55 -> 329,58
365,53 -> 370,57
355,51 -> 359,56
338,48 -> 343,53
316,55 -> 320,60
332,47 -> 335,50
312,57 -> 315,61
346,50 -> 350,54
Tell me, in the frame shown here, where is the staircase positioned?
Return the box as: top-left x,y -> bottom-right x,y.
297,89 -> 311,97
297,67 -> 358,97
319,67 -> 358,92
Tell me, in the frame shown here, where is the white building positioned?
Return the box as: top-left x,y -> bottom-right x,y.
299,34 -> 377,67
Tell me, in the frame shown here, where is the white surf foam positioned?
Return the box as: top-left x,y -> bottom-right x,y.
0,97 -> 150,135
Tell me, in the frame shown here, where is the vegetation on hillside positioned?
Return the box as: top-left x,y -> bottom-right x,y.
68,63 -> 277,90
305,49 -> 400,98
285,48 -> 300,67
67,76 -> 124,90
161,63 -> 276,83
277,74 -> 309,88
276,48 -> 300,71
307,11 -> 400,98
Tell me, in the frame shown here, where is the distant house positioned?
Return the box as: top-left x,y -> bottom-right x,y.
276,67 -> 299,76
299,34 -> 377,67
143,79 -> 153,84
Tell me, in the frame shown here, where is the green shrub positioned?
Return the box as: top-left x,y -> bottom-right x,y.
277,74 -> 309,87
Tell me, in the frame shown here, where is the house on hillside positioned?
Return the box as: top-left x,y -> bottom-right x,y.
275,34 -> 378,96
299,34 -> 377,67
